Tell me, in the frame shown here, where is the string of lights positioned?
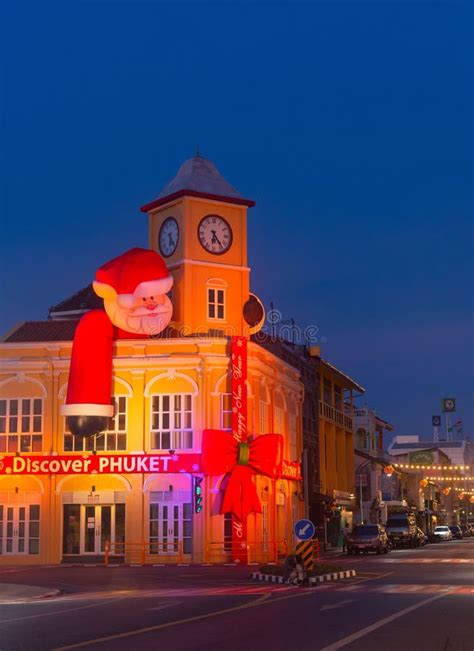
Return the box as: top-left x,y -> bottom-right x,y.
392,463 -> 470,471
424,476 -> 474,481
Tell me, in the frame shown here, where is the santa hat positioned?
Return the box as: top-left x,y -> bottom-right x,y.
93,248 -> 173,301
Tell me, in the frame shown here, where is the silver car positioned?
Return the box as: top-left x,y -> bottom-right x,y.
433,525 -> 452,541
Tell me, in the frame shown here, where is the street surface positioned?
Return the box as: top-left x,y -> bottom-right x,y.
0,538 -> 473,650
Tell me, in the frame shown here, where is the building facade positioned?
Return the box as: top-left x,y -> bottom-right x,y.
257,339 -> 364,547
0,155 -> 304,565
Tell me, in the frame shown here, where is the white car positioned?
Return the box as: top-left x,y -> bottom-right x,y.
433,525 -> 452,541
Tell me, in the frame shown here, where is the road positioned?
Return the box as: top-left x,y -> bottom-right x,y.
0,538 -> 473,650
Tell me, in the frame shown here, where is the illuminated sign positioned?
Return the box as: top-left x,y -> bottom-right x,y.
280,460 -> 302,480
0,454 -> 202,476
0,452 -> 300,479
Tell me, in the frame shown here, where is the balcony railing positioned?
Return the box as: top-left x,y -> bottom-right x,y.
319,402 -> 353,430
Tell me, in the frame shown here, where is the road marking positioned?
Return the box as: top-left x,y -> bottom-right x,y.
375,558 -> 474,563
53,571 -> 390,649
320,599 -> 357,612
147,600 -> 181,611
336,584 -> 473,595
0,598 -> 124,624
319,590 -> 453,650
53,593 -> 271,650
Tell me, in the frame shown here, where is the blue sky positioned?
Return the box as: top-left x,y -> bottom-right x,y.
1,1 -> 472,439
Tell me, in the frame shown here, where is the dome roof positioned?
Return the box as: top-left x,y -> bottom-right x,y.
140,153 -> 255,213
159,154 -> 242,199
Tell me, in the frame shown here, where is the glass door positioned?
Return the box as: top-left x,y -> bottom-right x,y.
0,504 -> 40,555
83,505 -> 98,554
149,502 -> 192,556
63,504 -> 125,556
71,504 -> 124,555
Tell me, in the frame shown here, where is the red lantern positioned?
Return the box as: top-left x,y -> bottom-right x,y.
384,465 -> 394,477
420,479 -> 428,488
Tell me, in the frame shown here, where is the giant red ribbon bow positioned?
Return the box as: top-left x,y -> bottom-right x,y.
201,429 -> 284,521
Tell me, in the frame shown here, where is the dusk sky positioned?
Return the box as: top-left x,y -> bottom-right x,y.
1,1 -> 472,440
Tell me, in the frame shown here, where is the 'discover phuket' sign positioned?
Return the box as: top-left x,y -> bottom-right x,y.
0,453 -> 301,479
0,454 -> 202,476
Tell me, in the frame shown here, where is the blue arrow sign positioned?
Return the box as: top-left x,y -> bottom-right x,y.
294,519 -> 315,541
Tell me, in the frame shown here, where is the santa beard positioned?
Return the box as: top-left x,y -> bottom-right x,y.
104,296 -> 173,336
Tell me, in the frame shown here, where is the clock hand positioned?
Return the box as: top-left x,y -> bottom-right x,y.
168,233 -> 175,247
211,230 -> 223,248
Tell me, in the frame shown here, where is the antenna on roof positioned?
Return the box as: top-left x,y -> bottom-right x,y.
195,145 -> 202,158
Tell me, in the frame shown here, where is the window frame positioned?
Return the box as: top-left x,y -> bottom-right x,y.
220,393 -> 232,431
150,393 -> 193,451
289,413 -> 297,461
63,396 -> 128,452
0,397 -> 43,453
207,286 -> 226,321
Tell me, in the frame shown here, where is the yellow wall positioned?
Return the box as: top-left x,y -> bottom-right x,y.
147,196 -> 250,337
318,368 -> 356,500
0,338 -> 304,565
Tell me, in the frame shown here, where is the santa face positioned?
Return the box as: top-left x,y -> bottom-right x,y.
104,292 -> 173,335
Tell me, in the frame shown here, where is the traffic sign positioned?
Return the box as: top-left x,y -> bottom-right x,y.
294,519 -> 315,541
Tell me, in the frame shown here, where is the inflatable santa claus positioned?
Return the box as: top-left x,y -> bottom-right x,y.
61,248 -> 173,439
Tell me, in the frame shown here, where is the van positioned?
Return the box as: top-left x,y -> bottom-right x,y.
385,512 -> 418,548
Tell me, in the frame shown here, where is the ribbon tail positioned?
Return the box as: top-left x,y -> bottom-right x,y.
221,466 -> 261,521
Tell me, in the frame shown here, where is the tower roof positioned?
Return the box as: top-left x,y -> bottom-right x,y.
140,154 -> 255,212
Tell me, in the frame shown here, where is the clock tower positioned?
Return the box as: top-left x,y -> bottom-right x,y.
140,154 -> 256,336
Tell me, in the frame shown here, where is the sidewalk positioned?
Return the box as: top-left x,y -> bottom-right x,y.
0,582 -> 60,604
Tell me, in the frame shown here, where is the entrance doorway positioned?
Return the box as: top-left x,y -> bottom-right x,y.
62,504 -> 125,556
0,504 -> 40,555
149,500 -> 192,556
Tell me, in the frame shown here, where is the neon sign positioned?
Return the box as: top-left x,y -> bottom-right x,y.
0,454 -> 202,476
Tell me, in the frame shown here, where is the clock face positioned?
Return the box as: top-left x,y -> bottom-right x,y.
158,217 -> 179,257
198,215 -> 233,255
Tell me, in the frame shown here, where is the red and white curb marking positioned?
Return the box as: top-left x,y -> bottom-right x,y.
251,570 -> 356,585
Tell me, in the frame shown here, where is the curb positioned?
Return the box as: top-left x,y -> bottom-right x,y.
309,570 -> 356,584
0,588 -> 61,604
251,569 -> 356,586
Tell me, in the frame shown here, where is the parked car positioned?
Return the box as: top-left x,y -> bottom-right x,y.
426,530 -> 439,543
347,524 -> 390,555
433,525 -> 452,541
385,512 -> 418,548
416,528 -> 427,546
449,525 -> 463,540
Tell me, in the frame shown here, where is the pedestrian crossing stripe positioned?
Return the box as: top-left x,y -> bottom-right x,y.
376,558 -> 474,563
295,540 -> 314,570
337,584 -> 474,595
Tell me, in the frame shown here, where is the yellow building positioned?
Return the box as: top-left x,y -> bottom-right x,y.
256,339 -> 364,543
317,357 -> 364,535
0,155 -> 304,565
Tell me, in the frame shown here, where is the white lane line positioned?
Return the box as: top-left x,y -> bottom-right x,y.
320,590 -> 453,651
147,600 -> 181,612
320,599 -> 357,612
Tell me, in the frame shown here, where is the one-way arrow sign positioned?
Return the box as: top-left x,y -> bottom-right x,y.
294,519 -> 315,541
